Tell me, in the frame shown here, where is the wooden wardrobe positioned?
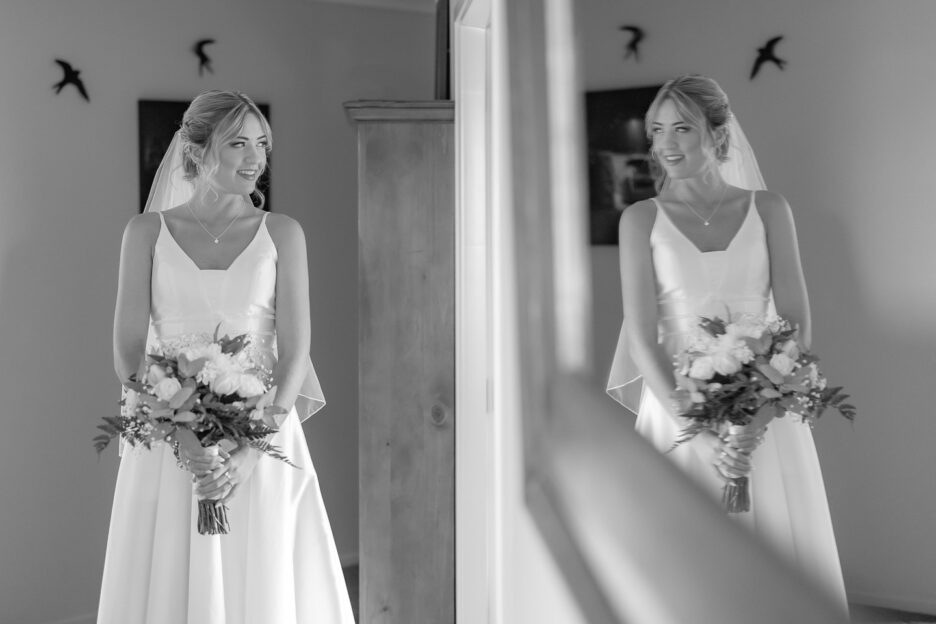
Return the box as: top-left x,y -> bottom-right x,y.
346,100 -> 455,624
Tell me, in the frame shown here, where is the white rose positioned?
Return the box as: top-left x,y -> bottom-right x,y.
781,340 -> 800,360
688,330 -> 717,352
198,352 -> 238,386
211,371 -> 242,396
712,352 -> 741,376
237,374 -> 267,398
152,377 -> 182,402
769,353 -> 796,377
688,357 -> 716,380
146,364 -> 167,386
731,342 -> 755,365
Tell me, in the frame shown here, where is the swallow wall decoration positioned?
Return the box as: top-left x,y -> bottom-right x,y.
193,39 -> 216,76
620,25 -> 645,62
53,59 -> 89,101
751,36 -> 786,80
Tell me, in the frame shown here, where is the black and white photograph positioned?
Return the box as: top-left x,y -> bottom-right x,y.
1,1 -> 934,623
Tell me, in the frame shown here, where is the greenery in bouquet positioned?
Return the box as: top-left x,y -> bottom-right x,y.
671,314 -> 856,448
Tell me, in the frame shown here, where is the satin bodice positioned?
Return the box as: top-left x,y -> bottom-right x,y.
148,212 -> 325,420
607,191 -> 772,410
152,213 -> 276,337
151,212 -> 278,360
651,192 -> 771,350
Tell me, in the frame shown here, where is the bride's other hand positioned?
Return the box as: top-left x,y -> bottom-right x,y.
691,430 -> 753,481
196,444 -> 262,502
175,429 -> 228,477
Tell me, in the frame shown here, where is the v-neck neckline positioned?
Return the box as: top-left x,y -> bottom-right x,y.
653,192 -> 754,254
160,212 -> 266,272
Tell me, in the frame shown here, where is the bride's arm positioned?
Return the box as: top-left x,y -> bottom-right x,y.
723,190 -> 812,447
618,201 -> 682,417
267,213 -> 312,413
756,190 -> 811,349
113,213 -> 158,384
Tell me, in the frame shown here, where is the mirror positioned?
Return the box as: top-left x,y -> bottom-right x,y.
575,0 -> 936,616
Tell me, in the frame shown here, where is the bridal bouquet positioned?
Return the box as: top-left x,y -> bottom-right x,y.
670,313 -> 855,512
94,328 -> 293,534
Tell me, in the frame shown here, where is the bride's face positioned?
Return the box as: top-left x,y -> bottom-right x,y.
650,99 -> 713,180
204,113 -> 269,197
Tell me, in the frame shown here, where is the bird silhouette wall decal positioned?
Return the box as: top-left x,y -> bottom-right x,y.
750,36 -> 786,80
53,59 -> 89,101
620,25 -> 645,61
193,39 -> 216,76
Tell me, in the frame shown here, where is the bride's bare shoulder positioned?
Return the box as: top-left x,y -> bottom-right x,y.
618,198 -> 658,237
123,211 -> 162,244
264,212 -> 306,251
752,190 -> 795,228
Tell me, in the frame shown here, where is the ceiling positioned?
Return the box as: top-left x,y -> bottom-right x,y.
303,0 -> 436,13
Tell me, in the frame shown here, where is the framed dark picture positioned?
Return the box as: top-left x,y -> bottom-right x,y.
138,99 -> 272,212
585,85 -> 660,245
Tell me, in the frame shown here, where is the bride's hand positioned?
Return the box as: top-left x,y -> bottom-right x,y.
175,429 -> 228,477
692,430 -> 754,482
723,408 -> 774,457
195,444 -> 262,503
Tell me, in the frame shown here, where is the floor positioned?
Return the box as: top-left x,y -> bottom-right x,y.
343,564 -> 360,623
850,604 -> 936,623
341,568 -> 934,624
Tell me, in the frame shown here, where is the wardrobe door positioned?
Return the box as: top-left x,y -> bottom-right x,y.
348,101 -> 455,624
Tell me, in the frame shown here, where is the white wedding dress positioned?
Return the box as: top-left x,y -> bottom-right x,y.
608,191 -> 848,609
98,212 -> 355,623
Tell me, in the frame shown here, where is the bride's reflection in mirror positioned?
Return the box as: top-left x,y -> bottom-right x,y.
579,0 -> 936,618
604,75 -> 848,611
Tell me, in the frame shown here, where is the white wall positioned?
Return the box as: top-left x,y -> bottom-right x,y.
0,2 -> 433,623
580,0 -> 936,613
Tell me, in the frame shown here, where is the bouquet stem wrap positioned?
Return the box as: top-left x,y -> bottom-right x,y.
198,500 -> 231,535
722,476 -> 751,513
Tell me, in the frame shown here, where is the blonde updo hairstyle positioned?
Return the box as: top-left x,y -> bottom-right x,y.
645,75 -> 732,188
179,90 -> 272,208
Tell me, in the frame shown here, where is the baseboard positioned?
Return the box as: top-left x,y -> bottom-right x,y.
42,612 -> 95,624
340,550 -> 360,569
849,589 -> 936,616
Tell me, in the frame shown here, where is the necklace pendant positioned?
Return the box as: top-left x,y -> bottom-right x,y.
213,239 -> 220,244
704,221 -> 710,226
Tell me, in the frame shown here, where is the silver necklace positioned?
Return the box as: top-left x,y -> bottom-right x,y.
679,184 -> 728,226
186,202 -> 243,244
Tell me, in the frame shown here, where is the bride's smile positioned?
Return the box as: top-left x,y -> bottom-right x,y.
651,99 -> 710,180
204,113 -> 268,196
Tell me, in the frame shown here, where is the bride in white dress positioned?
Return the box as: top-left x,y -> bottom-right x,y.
607,75 -> 848,611
99,90 -> 354,623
